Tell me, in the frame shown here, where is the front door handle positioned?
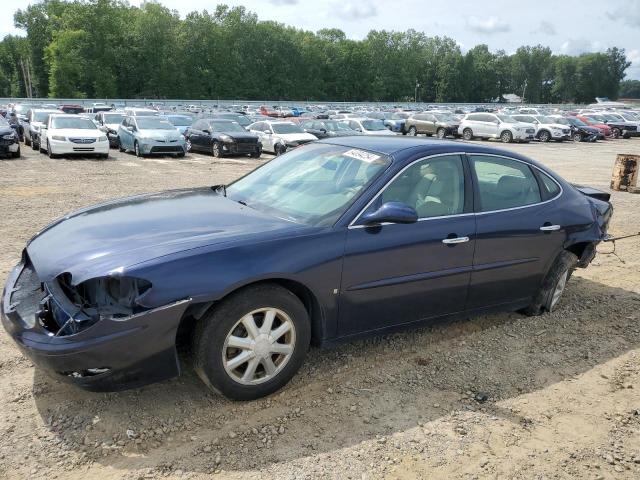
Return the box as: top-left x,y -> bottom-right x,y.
540,224 -> 561,231
442,236 -> 470,245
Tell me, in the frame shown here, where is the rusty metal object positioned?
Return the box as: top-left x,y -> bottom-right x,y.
610,154 -> 639,191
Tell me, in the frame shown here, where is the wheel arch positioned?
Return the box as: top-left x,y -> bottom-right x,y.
176,277 -> 326,352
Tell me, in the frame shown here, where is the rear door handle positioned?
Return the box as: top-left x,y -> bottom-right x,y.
540,225 -> 561,231
442,236 -> 470,245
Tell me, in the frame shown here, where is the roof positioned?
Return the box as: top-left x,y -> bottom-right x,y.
316,136 -> 546,169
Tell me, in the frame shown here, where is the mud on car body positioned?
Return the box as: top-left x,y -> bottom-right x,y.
1,138 -> 613,400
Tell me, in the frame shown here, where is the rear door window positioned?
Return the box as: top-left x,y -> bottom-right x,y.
471,155 -> 542,212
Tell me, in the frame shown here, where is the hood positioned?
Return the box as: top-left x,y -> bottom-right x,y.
50,128 -> 102,138
364,128 -> 396,135
545,123 -> 569,130
104,122 -> 121,131
277,132 -> 317,141
220,131 -> 258,141
26,188 -> 304,284
139,128 -> 182,141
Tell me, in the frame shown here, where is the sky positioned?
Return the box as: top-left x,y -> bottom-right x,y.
2,0 -> 639,80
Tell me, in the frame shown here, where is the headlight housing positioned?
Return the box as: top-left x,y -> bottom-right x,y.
219,134 -> 233,142
98,135 -> 108,142
1,134 -> 15,140
51,135 -> 66,141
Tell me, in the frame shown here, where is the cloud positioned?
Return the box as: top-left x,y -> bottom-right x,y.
333,1 -> 377,21
533,21 -> 556,35
269,0 -> 299,5
627,49 -> 640,79
559,38 -> 605,56
606,1 -> 640,27
466,16 -> 510,34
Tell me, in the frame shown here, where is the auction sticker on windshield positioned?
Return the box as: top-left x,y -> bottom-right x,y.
343,149 -> 381,163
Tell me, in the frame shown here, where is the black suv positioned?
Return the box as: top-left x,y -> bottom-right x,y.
185,119 -> 261,158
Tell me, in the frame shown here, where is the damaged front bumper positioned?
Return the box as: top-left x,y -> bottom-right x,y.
1,259 -> 191,391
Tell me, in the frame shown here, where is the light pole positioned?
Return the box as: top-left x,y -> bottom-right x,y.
415,79 -> 421,103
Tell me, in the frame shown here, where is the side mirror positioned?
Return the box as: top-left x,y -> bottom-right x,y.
320,128 -> 327,133
355,127 -> 362,132
202,129 -> 210,134
263,130 -> 271,134
361,202 -> 418,226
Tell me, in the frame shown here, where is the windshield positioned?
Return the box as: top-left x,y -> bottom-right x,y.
391,113 -> 410,119
603,114 -> 622,121
103,113 -> 125,124
496,115 -> 516,123
434,113 -> 456,122
136,118 -> 175,130
166,116 -> 193,126
51,117 -> 97,129
226,143 -> 390,226
33,111 -> 56,122
14,104 -> 36,114
622,112 -> 639,121
215,114 -> 250,126
568,117 -> 587,127
323,121 -> 352,131
211,121 -> 246,132
272,123 -> 304,134
587,115 -> 606,123
361,119 -> 387,131
536,116 -> 555,124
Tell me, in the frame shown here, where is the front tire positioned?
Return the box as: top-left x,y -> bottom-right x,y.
134,141 -> 142,157
500,130 -> 513,143
436,128 -> 447,139
11,146 -> 20,158
611,127 -> 621,139
274,144 -> 286,156
522,251 -> 578,316
25,136 -> 31,147
538,130 -> 551,142
408,126 -> 418,136
572,132 -> 583,142
47,141 -> 58,159
212,141 -> 223,158
193,284 -> 311,400
462,128 -> 474,141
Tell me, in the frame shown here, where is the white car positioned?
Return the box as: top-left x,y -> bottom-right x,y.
511,114 -> 572,142
40,114 -> 109,159
342,118 -> 397,135
247,120 -> 317,155
458,113 -> 536,143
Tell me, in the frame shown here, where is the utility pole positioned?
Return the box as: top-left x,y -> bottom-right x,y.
415,79 -> 421,103
521,79 -> 528,103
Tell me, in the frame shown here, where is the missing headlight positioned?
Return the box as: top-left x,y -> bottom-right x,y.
58,274 -> 152,320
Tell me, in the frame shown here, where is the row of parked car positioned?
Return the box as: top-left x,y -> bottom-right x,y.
2,102 -> 639,160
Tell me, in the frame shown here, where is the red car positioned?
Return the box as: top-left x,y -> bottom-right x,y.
576,115 -> 611,138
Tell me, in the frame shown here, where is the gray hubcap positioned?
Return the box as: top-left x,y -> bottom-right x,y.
213,143 -> 219,156
222,308 -> 295,385
550,270 -> 568,311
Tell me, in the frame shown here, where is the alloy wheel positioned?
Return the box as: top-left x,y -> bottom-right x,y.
550,270 -> 568,311
408,127 -> 417,136
222,308 -> 296,385
436,128 -> 446,139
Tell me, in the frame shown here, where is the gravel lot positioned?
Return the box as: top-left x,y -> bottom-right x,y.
0,139 -> 639,480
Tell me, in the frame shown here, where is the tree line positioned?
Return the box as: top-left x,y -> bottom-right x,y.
0,0 -> 634,103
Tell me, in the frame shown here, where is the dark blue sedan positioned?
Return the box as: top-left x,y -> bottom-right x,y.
1,137 -> 612,400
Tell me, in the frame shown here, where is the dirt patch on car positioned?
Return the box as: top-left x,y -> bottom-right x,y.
0,141 -> 639,480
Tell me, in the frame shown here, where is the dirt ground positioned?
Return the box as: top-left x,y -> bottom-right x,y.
0,138 -> 639,480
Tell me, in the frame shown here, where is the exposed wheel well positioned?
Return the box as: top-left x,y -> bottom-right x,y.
565,242 -> 593,264
176,279 -> 324,354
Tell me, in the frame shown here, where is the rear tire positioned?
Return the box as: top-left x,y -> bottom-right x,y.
611,127 -> 621,139
408,126 -> 418,136
193,284 -> 311,400
250,150 -> 261,158
25,136 -> 31,147
522,251 -> 578,316
436,128 -> 446,139
462,128 -> 473,141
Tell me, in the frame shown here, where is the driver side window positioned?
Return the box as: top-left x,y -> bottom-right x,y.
370,155 -> 465,219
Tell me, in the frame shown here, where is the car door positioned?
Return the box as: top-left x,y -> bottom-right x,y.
422,114 -> 437,135
339,154 -> 476,336
120,117 -> 134,149
467,154 -> 565,309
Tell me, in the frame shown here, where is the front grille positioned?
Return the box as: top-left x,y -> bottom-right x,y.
235,138 -> 255,144
69,138 -> 96,144
562,129 -> 570,134
72,147 -> 95,152
150,145 -> 183,153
